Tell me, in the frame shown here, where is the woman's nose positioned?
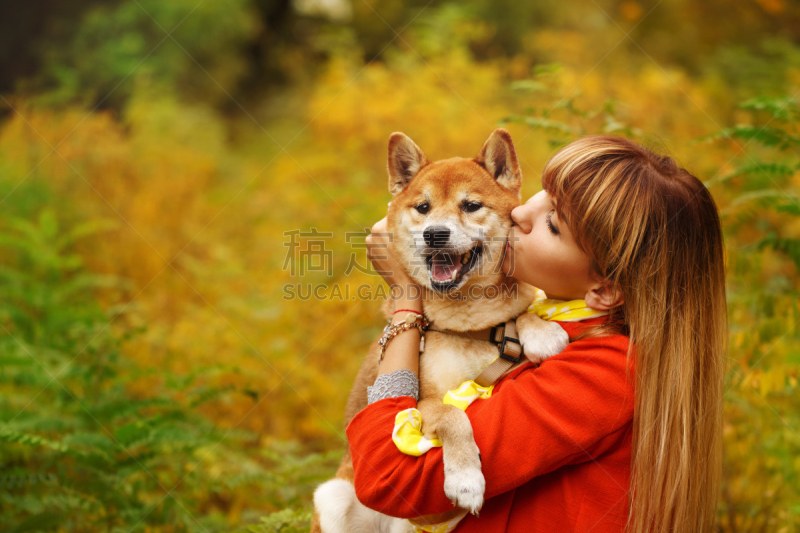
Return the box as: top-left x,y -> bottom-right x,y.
511,205 -> 532,233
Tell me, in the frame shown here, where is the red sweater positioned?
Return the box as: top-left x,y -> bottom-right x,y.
346,318 -> 635,533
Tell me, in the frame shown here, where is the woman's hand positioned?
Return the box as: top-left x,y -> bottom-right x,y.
366,217 -> 421,300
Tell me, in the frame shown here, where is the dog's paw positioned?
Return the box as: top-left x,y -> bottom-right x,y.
516,314 -> 569,363
444,465 -> 484,515
443,446 -> 485,515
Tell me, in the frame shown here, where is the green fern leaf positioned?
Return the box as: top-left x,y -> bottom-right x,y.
695,125 -> 800,150
0,430 -> 70,454
739,96 -> 800,123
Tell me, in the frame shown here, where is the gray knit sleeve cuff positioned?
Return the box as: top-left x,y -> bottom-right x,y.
367,369 -> 420,404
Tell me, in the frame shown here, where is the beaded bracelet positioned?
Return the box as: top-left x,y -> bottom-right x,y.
378,313 -> 430,364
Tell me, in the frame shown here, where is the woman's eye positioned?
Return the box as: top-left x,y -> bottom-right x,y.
462,201 -> 482,213
546,211 -> 561,236
416,203 -> 430,214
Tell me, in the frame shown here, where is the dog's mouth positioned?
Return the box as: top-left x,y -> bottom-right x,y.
425,243 -> 484,292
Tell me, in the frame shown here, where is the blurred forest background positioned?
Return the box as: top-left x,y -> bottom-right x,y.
0,0 -> 799,531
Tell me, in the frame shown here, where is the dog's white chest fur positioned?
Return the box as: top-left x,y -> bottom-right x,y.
419,332 -> 500,399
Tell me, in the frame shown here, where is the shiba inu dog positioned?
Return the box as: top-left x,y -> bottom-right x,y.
312,129 -> 569,533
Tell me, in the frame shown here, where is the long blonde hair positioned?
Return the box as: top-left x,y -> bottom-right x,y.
542,135 -> 727,532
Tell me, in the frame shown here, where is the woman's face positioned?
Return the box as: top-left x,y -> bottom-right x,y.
502,190 -> 595,301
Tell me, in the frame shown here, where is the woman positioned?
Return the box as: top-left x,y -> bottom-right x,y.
350,135 -> 727,532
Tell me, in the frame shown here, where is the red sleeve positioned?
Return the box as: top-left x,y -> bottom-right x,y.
345,332 -> 634,519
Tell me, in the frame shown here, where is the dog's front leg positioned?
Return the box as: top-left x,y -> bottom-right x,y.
515,313 -> 569,363
417,398 -> 484,515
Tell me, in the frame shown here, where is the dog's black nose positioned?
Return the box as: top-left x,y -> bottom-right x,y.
423,226 -> 450,247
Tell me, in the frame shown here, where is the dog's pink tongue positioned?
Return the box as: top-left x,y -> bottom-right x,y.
431,253 -> 462,281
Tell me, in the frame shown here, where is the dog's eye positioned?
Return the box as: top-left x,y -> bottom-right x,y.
416,203 -> 430,214
463,202 -> 482,213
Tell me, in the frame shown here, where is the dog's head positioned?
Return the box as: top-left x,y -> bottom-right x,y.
385,129 -> 522,294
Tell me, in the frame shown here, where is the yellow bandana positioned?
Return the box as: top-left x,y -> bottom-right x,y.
394,289 -> 607,532
392,409 -> 442,455
526,288 -> 609,322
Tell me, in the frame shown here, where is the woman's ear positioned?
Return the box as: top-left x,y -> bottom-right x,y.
584,281 -> 624,310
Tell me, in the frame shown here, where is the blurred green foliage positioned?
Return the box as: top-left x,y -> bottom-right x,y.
0,208 -> 340,530
698,95 -> 800,531
1,0 -> 800,531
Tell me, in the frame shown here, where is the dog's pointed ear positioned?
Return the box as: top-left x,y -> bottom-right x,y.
388,132 -> 428,195
477,128 -> 521,193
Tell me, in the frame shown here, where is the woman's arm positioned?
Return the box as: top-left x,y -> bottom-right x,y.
365,217 -> 423,378
346,332 -> 635,518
